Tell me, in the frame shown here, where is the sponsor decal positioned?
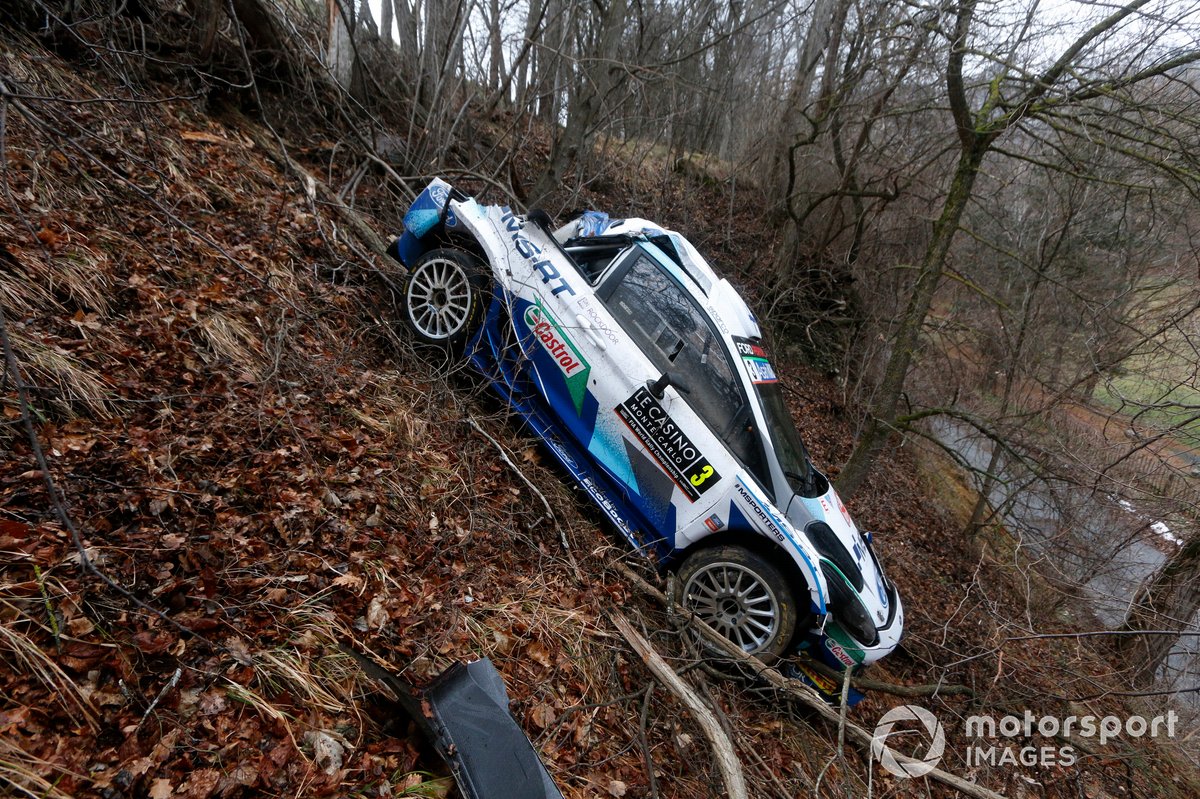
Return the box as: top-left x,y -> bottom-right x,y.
500,208 -> 577,297
735,477 -> 825,613
576,297 -> 620,344
836,494 -> 855,528
705,302 -> 730,335
732,337 -> 777,383
733,337 -> 766,358
581,475 -> 636,540
734,481 -> 787,544
541,435 -> 636,540
429,183 -> 449,208
793,660 -> 838,695
704,514 -> 725,532
523,300 -> 591,414
743,356 -> 778,384
826,623 -> 866,665
827,639 -> 858,667
616,387 -> 720,502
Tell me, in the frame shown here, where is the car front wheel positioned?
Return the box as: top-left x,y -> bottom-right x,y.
676,546 -> 797,663
401,248 -> 488,349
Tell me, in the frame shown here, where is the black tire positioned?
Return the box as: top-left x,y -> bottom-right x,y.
400,248 -> 490,350
675,546 -> 797,664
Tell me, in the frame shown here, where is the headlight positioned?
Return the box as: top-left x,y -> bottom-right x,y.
820,560 -> 879,647
807,521 -> 863,590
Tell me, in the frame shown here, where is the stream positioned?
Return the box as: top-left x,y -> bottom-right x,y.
929,418 -> 1198,702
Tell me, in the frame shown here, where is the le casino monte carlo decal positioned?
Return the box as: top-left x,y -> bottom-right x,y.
616,386 -> 720,502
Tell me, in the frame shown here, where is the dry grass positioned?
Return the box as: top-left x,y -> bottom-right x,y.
0,233 -> 112,320
0,620 -> 98,731
12,332 -> 115,418
253,608 -> 364,721
225,680 -> 298,740
0,736 -> 81,799
198,312 -> 265,376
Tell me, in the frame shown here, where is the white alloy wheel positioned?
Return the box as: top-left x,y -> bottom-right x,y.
401,248 -> 487,350
677,546 -> 797,662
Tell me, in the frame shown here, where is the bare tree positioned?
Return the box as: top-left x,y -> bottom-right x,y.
834,0 -> 1200,497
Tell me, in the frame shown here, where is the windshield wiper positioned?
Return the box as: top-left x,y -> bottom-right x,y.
784,469 -> 816,493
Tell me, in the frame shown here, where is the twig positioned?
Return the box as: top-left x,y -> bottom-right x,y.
800,656 -> 974,698
637,685 -> 661,799
235,114 -> 392,257
837,662 -> 852,758
464,417 -> 577,567
33,565 -> 61,653
612,564 -> 1010,799
134,667 -> 182,733
611,612 -> 748,799
813,659 -> 854,799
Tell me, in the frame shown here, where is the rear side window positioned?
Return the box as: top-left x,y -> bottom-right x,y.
601,253 -> 764,477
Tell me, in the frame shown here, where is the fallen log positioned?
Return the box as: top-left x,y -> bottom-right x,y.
611,612 -> 748,799
613,564 -> 1009,799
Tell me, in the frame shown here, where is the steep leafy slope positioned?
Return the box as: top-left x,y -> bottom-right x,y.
1,26 -> 1196,799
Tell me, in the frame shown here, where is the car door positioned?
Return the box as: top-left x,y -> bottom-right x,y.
583,246 -> 753,548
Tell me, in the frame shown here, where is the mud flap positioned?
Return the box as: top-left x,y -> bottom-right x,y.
347,650 -> 564,799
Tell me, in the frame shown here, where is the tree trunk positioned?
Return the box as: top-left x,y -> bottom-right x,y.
531,0 -> 627,203
765,0 -> 845,191
326,0 -> 354,91
836,141 -> 989,497
393,0 -> 419,85
1120,533 -> 1200,686
487,0 -> 505,95
379,0 -> 392,45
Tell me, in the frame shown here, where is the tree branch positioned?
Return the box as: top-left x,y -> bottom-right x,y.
613,565 -> 1010,799
611,612 -> 748,799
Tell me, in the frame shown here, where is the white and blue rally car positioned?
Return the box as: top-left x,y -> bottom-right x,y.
388,179 -> 903,675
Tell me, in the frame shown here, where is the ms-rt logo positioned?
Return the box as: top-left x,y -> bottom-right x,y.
872,704 -> 1179,777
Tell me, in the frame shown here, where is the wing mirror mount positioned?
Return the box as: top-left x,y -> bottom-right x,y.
647,372 -> 691,399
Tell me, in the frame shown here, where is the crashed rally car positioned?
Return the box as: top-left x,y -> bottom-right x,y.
387,179 -> 903,675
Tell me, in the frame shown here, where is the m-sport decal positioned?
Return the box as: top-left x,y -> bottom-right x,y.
615,386 -> 720,502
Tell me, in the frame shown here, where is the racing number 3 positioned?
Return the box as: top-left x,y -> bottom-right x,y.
689,464 -> 715,487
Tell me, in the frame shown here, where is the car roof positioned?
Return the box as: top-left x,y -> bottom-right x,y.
590,219 -> 763,342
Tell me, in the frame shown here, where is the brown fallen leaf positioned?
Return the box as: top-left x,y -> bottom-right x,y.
178,767 -> 221,799
528,702 -> 556,729
0,519 -> 32,539
148,777 -> 173,799
526,640 -> 553,667
332,573 -> 363,590
181,131 -> 231,145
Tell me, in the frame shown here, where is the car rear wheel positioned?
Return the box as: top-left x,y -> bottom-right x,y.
402,248 -> 488,349
676,546 -> 797,663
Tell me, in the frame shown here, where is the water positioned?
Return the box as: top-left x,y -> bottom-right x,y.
928,417 -> 1198,699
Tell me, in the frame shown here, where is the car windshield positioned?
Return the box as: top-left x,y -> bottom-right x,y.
755,382 -> 815,495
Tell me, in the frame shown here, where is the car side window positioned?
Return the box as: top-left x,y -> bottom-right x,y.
601,254 -> 765,478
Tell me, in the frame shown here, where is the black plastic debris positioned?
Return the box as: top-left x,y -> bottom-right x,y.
347,650 -> 564,799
